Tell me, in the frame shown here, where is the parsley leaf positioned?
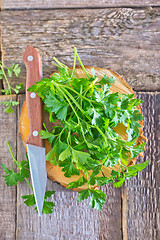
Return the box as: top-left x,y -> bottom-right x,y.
94,176 -> 113,186
40,191 -> 55,214
19,160 -> 30,179
21,194 -> 36,206
22,191 -> 56,214
130,142 -> 146,159
100,75 -> 116,85
0,62 -> 22,113
59,148 -> 71,161
59,159 -> 80,177
72,149 -> 91,164
67,176 -> 87,189
78,189 -> 106,210
2,142 -> 56,215
2,165 -> 22,186
89,189 -> 106,210
2,159 -> 30,186
41,201 -> 55,214
44,92 -> 68,121
126,160 -> 149,178
113,175 -> 125,188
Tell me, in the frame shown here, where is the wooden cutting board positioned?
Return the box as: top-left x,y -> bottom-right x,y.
19,66 -> 146,191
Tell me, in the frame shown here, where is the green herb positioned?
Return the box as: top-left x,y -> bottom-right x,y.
78,189 -> 106,210
1,48 -> 148,213
0,62 -> 23,113
27,47 -> 148,211
2,142 -> 55,214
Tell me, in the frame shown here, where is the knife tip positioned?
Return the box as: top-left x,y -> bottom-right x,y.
38,210 -> 42,217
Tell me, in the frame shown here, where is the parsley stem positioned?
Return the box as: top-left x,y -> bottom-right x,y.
80,85 -> 83,107
60,84 -> 95,103
25,178 -> 33,191
71,48 -> 77,78
83,77 -> 99,97
95,126 -> 108,144
56,80 -> 108,145
53,80 -> 109,146
7,141 -> 34,191
52,82 -> 85,118
53,57 -> 67,69
67,131 -> 71,146
56,85 -> 89,146
61,87 -> 85,113
85,171 -> 90,189
118,161 -> 127,169
74,47 -> 90,79
0,65 -> 12,102
57,86 -> 80,120
58,128 -> 65,141
7,141 -> 20,170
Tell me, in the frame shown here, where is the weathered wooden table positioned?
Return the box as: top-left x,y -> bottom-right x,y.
0,1 -> 160,240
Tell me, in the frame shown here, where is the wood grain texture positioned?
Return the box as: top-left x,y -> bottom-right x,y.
1,7 -> 160,93
1,92 -> 160,239
124,92 -> 160,240
17,94 -> 122,240
0,95 -> 17,240
122,186 -> 127,240
99,185 -> 122,240
1,0 -> 160,9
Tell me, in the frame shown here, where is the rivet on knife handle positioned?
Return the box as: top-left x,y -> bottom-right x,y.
23,46 -> 43,147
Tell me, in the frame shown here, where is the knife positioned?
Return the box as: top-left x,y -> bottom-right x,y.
23,46 -> 47,216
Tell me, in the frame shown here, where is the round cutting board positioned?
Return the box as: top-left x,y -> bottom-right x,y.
19,66 -> 145,191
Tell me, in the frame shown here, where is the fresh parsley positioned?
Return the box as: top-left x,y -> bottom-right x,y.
27,47 -> 148,211
1,48 -> 148,212
2,142 -> 55,214
0,62 -> 23,113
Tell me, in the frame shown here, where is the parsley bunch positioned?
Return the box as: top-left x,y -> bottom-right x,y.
27,47 -> 148,211
2,142 -> 55,214
0,62 -> 23,113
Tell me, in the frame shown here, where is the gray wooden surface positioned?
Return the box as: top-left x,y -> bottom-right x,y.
0,1 -> 160,239
125,93 -> 160,240
0,8 -> 160,93
16,95 -> 122,240
0,95 -> 17,240
0,92 -> 160,240
1,0 -> 160,10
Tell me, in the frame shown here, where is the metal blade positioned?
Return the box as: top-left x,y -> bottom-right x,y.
27,144 -> 47,216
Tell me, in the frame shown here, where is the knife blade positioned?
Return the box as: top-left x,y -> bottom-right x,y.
23,46 -> 47,216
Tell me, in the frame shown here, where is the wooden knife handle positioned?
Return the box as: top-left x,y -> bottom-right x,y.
23,46 -> 43,147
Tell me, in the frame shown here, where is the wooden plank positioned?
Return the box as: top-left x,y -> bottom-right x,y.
17,94 -> 122,240
0,95 -> 17,240
1,8 -> 160,93
0,16 -> 2,93
99,185 -> 122,240
1,0 -> 160,9
124,92 -> 160,240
